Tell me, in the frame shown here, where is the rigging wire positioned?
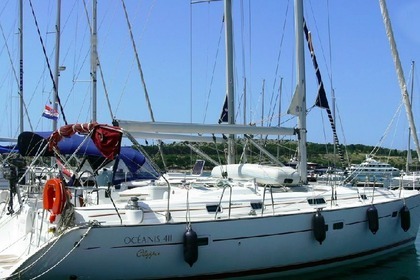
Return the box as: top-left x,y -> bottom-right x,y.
266,0 -> 290,128
46,0 -> 89,123
334,104 -> 350,164
114,0 -> 156,116
28,0 -> 68,126
247,0 -> 253,124
0,1 -> 17,137
202,13 -> 224,123
326,0 -> 334,99
304,20 -> 346,167
81,0 -> 114,122
306,2 -> 349,167
0,22 -> 33,132
190,2 -> 193,124
110,2 -> 142,116
307,2 -> 333,85
120,0 -> 167,171
120,0 -> 155,122
238,0 -> 247,125
371,102 -> 404,156
61,0 -> 91,122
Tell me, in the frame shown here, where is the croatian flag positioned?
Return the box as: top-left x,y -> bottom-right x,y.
42,105 -> 59,120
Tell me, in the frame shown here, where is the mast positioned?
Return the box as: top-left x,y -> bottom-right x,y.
91,0 -> 98,122
261,79 -> 265,128
277,77 -> 283,158
243,77 -> 247,162
406,61 -> 415,172
19,0 -> 23,133
243,78 -> 246,125
260,79 -> 265,160
225,0 -> 235,164
295,0 -> 307,183
379,0 -> 420,162
53,0 -> 62,131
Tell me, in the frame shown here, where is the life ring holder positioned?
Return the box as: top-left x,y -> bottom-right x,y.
43,178 -> 68,222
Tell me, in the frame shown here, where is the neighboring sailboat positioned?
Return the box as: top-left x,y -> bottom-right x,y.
391,61 -> 420,189
0,1 -> 419,279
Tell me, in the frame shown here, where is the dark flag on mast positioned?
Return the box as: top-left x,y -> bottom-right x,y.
303,19 -> 346,167
218,95 -> 229,124
304,23 -> 329,110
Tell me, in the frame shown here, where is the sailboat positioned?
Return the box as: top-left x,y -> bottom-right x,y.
0,1 -> 420,279
390,61 -> 420,190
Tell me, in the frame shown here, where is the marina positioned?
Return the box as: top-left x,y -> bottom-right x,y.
0,0 -> 419,279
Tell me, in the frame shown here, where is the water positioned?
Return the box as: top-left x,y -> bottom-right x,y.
294,248 -> 419,280
274,231 -> 420,280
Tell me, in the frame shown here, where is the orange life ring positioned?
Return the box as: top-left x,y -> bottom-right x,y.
43,178 -> 67,222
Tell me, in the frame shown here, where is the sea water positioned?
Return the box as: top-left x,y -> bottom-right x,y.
278,231 -> 420,280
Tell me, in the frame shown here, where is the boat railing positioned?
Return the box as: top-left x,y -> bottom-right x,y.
215,180 -> 233,219
262,185 -> 275,215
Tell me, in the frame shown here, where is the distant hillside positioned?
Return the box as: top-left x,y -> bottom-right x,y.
141,140 -> 415,171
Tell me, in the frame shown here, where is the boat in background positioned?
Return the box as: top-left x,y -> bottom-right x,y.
391,172 -> 420,190
345,155 -> 401,187
390,61 -> 419,190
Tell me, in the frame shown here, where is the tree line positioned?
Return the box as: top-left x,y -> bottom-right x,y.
141,140 -> 414,171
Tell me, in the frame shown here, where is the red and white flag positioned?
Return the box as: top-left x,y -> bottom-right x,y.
42,105 -> 59,120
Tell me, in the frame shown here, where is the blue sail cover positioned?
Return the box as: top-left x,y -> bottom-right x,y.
18,131 -> 100,156
0,145 -> 18,154
17,131 -> 159,181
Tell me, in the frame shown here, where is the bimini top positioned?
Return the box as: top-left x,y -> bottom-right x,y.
17,123 -> 159,181
0,145 -> 18,154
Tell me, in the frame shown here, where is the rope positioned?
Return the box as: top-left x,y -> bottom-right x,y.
21,225 -> 93,279
28,0 -> 68,126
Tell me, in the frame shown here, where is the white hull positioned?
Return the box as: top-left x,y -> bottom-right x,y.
2,185 -> 420,279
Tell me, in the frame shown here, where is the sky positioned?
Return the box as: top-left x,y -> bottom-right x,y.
0,0 -> 419,151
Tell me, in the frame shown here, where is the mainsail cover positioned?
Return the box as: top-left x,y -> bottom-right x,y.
303,20 -> 346,167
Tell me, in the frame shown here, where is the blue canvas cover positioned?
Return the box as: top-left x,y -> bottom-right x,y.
17,131 -> 159,182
